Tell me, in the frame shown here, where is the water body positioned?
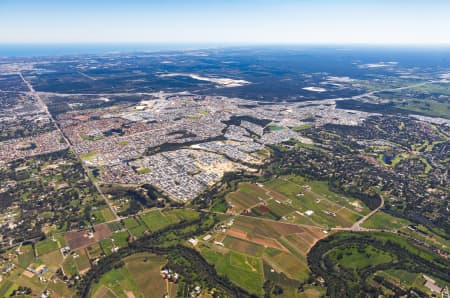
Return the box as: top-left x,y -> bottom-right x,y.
382,154 -> 395,165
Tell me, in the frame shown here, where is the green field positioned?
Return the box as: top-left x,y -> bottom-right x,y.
211,200 -> 228,213
136,167 -> 151,175
138,209 -> 200,233
229,175 -> 370,229
139,210 -> 175,231
201,249 -> 264,295
197,214 -> 322,295
17,244 -> 35,268
167,209 -> 200,221
262,262 -> 316,298
80,151 -> 98,161
0,281 -> 19,298
47,279 -> 76,298
263,248 -> 310,281
100,231 -> 130,255
91,263 -> 140,298
362,211 -> 411,230
267,124 -> 286,132
222,236 -> 264,256
74,250 -> 91,273
328,245 -> 394,269
91,207 -> 116,224
39,249 -> 63,271
53,233 -> 67,247
396,98 -> 450,119
107,221 -> 124,232
226,182 -> 271,212
86,243 -> 104,259
123,216 -> 148,238
35,239 -> 59,256
62,255 -> 78,276
90,253 -> 168,298
292,124 -> 313,131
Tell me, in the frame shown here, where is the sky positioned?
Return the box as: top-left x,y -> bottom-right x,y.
1,0 -> 450,45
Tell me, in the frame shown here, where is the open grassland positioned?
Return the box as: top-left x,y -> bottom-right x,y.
35,239 -> 59,256
263,248 -> 309,281
75,248 -> 92,274
222,236 -> 264,256
139,209 -> 200,232
38,249 -> 63,271
0,281 -> 18,298
139,210 -> 174,231
297,286 -> 326,298
167,209 -> 200,221
86,242 -> 104,260
80,151 -> 98,161
123,216 -> 148,238
198,215 -> 328,294
125,253 -> 172,298
90,253 -> 168,298
90,265 -> 139,298
107,221 -> 125,232
262,262 -> 325,298
100,231 -> 130,255
200,249 -> 264,296
396,98 -> 450,119
225,216 -> 327,263
62,255 -> 78,277
362,211 -> 411,230
226,182 -> 271,213
48,279 -> 76,297
16,244 -> 35,268
91,207 -> 116,224
327,245 -> 394,269
227,175 -> 370,229
361,200 -> 449,255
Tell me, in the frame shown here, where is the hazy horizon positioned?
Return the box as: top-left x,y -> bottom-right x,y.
2,42 -> 450,58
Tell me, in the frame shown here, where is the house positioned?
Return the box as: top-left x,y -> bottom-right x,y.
188,238 -> 198,246
2,263 -> 14,274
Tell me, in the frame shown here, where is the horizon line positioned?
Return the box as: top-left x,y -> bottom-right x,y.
2,41 -> 450,47
2,42 -> 450,59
